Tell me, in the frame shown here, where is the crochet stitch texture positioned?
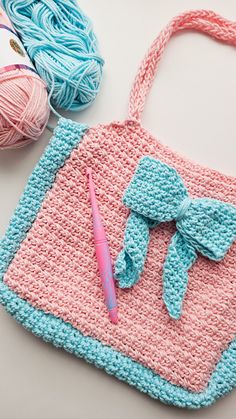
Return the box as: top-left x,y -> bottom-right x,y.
0,117 -> 236,408
1,10 -> 236,409
115,156 -> 236,319
3,116 -> 236,393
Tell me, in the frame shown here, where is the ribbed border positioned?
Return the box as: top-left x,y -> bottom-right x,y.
0,117 -> 235,409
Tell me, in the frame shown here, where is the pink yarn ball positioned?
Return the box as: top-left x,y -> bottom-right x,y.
0,69 -> 50,149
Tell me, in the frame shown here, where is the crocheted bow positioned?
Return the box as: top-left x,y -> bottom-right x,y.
115,156 -> 236,319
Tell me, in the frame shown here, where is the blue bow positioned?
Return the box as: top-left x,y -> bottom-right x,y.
115,156 -> 236,319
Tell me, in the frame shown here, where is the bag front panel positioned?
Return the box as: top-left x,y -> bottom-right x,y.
3,119 -> 236,392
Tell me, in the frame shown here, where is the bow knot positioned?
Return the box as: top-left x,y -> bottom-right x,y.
175,197 -> 192,222
115,156 -> 236,319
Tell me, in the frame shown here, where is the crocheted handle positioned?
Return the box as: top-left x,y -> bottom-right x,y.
129,10 -> 236,121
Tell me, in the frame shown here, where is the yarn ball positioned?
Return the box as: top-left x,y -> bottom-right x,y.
2,0 -> 104,111
0,69 -> 50,149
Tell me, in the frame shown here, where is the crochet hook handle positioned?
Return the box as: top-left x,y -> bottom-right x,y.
86,167 -> 118,324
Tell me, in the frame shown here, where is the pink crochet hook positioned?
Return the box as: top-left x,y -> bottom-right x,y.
86,168 -> 118,324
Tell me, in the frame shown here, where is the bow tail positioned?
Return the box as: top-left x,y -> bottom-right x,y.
163,231 -> 197,319
115,211 -> 158,288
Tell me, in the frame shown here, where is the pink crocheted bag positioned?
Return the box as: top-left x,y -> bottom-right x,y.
1,10 -> 236,409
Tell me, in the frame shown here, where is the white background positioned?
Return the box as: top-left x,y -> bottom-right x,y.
0,1 -> 236,418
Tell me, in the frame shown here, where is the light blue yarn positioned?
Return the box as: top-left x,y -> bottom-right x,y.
2,0 -> 104,111
115,212 -> 159,288
0,120 -> 236,409
162,231 -> 197,319
115,156 -> 236,319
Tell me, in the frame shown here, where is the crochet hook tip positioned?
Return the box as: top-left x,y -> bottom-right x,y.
109,307 -> 118,324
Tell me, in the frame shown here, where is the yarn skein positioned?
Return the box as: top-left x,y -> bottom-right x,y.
2,0 -> 104,111
0,69 -> 50,149
0,7 -> 50,149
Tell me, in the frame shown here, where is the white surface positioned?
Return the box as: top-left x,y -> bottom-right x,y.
0,1 -> 236,418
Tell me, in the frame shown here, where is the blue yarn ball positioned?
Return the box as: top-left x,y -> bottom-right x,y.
3,0 -> 104,111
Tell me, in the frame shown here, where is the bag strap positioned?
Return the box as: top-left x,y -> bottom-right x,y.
128,10 -> 236,121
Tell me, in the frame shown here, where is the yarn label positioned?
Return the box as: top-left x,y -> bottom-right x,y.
0,7 -> 36,74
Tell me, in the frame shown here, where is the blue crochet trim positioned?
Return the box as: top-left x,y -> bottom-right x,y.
0,119 -> 235,408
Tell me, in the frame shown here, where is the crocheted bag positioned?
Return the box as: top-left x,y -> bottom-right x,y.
1,10 -> 236,409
